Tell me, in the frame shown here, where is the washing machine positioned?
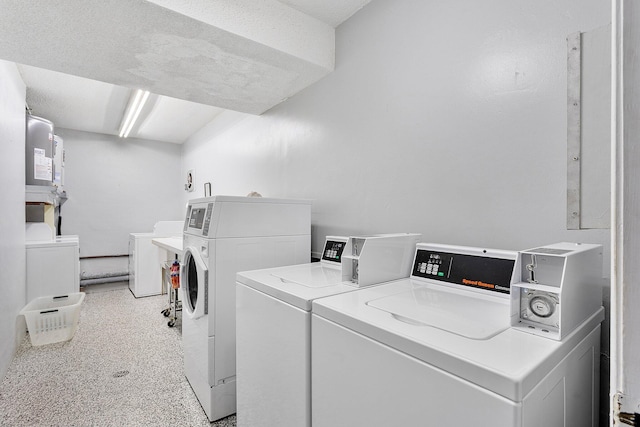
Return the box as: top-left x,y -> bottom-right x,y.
311,243 -> 604,427
236,233 -> 421,427
181,196 -> 311,422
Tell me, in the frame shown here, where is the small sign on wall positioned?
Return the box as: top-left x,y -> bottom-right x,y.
185,169 -> 195,192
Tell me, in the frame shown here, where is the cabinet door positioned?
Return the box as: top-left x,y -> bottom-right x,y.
27,246 -> 79,301
132,237 -> 162,297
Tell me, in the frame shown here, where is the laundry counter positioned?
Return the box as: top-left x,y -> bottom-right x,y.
151,237 -> 183,258
152,237 -> 183,299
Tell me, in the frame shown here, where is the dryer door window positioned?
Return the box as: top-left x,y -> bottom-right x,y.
186,254 -> 198,311
181,247 -> 208,319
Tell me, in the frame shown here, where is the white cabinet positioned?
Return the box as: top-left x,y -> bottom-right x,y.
129,221 -> 183,298
26,235 -> 80,302
129,234 -> 165,298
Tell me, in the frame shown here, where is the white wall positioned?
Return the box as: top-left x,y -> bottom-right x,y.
181,0 -> 611,422
183,0 -> 610,252
57,129 -> 183,277
0,60 -> 26,378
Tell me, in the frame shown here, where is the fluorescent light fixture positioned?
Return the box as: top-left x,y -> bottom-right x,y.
118,89 -> 150,138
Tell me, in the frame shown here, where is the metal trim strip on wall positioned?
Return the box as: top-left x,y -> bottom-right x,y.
567,31 -> 582,229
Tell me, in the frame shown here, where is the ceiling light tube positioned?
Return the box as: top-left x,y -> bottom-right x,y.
119,89 -> 150,138
118,89 -> 143,138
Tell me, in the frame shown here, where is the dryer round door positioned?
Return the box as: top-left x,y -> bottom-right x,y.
181,246 -> 208,319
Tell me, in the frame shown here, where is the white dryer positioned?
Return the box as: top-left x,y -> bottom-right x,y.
181,196 -> 311,422
236,233 -> 421,427
311,243 -> 604,427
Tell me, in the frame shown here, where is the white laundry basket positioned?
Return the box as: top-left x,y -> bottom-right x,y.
20,292 -> 85,346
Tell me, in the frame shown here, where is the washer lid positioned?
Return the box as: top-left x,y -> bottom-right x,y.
237,263 -> 356,311
271,264 -> 344,289
366,285 -> 510,340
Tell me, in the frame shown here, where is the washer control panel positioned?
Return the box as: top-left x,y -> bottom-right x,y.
412,249 -> 515,294
321,238 -> 347,263
415,253 -> 447,278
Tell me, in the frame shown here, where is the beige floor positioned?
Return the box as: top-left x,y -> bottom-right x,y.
0,282 -> 236,427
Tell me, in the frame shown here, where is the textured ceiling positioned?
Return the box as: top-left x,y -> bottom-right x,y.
0,0 -> 370,143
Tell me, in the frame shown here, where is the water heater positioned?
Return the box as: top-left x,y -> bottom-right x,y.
26,114 -> 54,186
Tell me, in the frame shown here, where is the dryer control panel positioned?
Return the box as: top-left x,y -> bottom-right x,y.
183,195 -> 311,239
184,202 -> 214,236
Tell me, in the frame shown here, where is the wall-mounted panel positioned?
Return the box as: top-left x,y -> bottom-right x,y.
567,25 -> 611,229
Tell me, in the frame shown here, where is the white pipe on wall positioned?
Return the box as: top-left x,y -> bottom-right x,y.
81,275 -> 130,286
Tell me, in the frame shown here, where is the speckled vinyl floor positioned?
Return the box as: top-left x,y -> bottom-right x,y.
0,283 -> 237,427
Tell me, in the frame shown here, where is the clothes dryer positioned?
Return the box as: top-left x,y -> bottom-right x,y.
236,233 -> 421,427
181,196 -> 311,422
311,243 -> 604,427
